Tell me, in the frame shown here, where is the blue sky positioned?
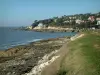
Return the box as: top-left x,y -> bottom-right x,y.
0,0 -> 100,27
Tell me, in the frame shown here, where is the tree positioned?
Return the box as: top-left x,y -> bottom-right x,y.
34,20 -> 38,23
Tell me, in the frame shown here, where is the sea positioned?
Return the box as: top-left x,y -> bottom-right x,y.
0,27 -> 77,50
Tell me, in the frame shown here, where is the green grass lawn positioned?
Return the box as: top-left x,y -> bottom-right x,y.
58,31 -> 100,75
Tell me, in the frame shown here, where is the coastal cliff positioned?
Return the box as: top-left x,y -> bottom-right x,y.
33,26 -> 74,32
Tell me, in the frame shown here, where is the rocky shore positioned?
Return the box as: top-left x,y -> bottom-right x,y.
32,29 -> 73,32
19,26 -> 79,33
0,36 -> 70,75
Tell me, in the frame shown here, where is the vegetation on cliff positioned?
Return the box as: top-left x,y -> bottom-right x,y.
31,12 -> 100,29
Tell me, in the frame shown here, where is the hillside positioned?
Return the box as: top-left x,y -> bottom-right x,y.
41,30 -> 100,75
30,12 -> 100,30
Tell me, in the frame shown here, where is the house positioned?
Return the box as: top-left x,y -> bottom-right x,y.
96,17 -> 100,25
26,26 -> 32,29
69,17 -> 73,19
54,19 -> 57,22
90,17 -> 100,29
97,21 -> 100,25
88,16 -> 95,22
75,19 -> 82,24
63,20 -> 70,23
34,23 -> 46,29
96,18 -> 100,21
73,16 -> 76,19
38,23 -> 43,27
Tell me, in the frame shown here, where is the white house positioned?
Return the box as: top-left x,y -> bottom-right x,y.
34,23 -> 46,29
96,18 -> 100,25
38,23 -> 43,27
26,26 -> 32,29
75,19 -> 82,24
63,20 -> 70,23
96,18 -> 100,21
97,21 -> 100,25
54,19 -> 57,22
69,17 -> 72,19
88,16 -> 95,22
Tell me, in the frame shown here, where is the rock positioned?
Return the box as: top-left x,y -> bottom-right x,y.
0,37 -> 69,75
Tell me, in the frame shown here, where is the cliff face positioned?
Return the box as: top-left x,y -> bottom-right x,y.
33,26 -> 73,32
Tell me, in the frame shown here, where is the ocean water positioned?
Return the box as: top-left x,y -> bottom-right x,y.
0,27 -> 76,50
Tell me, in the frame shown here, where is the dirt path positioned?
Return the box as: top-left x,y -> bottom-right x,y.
41,34 -> 84,75
41,41 -> 69,75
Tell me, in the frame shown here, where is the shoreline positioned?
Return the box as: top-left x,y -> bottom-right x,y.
23,33 -> 83,75
0,36 -> 71,51
0,36 -> 71,75
20,28 -> 79,33
0,29 -> 77,51
23,50 -> 60,75
0,39 -> 43,51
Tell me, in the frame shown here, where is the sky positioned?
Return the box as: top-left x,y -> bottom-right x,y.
0,0 -> 100,27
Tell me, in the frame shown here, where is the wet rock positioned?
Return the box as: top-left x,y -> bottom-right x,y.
0,37 -> 69,75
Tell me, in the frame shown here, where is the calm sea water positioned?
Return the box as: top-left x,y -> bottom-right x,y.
0,27 -> 76,50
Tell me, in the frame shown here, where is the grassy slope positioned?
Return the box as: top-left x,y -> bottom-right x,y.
58,31 -> 100,75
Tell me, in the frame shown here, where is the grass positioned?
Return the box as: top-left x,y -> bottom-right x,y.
58,31 -> 100,75
57,69 -> 67,75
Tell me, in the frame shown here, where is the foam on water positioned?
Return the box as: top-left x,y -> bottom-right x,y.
0,39 -> 42,50
0,27 -> 77,50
